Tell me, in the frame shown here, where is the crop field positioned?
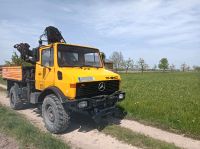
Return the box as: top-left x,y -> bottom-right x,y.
119,72 -> 200,139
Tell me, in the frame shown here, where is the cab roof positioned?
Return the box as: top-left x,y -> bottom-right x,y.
40,42 -> 99,51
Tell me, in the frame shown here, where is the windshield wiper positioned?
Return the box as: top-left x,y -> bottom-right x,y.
79,64 -> 100,69
59,64 -> 101,69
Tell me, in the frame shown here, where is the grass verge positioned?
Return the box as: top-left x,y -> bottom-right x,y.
102,125 -> 179,149
0,104 -> 70,149
119,72 -> 200,139
0,76 -> 6,85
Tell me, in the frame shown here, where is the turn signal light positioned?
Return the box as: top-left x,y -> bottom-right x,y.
70,83 -> 76,88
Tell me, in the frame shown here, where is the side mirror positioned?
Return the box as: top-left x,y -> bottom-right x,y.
32,48 -> 39,62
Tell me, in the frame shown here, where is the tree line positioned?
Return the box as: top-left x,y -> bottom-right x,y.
109,51 -> 200,73
4,51 -> 200,73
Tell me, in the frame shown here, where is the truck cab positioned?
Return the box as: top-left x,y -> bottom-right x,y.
36,43 -> 123,99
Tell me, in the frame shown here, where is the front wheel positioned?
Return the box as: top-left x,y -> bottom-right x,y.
42,94 -> 70,133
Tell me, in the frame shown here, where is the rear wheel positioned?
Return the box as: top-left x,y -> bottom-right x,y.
42,94 -> 70,134
9,86 -> 23,110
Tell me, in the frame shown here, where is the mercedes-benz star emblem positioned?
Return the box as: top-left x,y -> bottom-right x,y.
98,82 -> 106,91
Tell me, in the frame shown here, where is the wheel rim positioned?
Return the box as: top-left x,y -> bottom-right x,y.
46,105 -> 55,122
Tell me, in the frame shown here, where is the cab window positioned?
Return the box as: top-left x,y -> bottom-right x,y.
84,53 -> 100,67
42,48 -> 54,66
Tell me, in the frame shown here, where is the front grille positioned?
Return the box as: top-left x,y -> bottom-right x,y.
76,80 -> 119,98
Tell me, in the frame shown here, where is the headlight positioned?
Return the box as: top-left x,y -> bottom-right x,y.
78,101 -> 88,108
119,94 -> 124,100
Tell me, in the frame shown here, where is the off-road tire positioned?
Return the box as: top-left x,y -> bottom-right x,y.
42,94 -> 70,134
9,86 -> 23,110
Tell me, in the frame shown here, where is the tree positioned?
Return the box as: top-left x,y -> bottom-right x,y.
186,65 -> 190,71
110,51 -> 124,71
134,64 -> 139,71
181,63 -> 187,72
153,64 -> 157,71
158,58 -> 169,72
193,66 -> 200,72
100,52 -> 106,64
169,64 -> 175,72
5,52 -> 30,66
138,58 -> 147,73
122,58 -> 134,74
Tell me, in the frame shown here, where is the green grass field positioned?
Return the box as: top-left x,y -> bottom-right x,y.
119,72 -> 200,139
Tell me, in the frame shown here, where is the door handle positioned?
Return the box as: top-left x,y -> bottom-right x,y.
38,72 -> 42,76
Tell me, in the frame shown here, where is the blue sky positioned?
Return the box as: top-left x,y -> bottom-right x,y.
0,0 -> 199,68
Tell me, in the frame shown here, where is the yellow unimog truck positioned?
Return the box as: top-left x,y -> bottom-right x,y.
2,26 -> 125,133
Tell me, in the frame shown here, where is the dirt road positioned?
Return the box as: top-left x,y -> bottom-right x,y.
0,84 -> 200,149
111,119 -> 200,149
0,87 -> 137,149
0,133 -> 19,149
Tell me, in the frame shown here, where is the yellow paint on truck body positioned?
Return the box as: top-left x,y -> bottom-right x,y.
35,43 -> 121,99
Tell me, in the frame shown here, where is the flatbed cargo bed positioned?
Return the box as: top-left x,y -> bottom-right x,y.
2,66 -> 35,81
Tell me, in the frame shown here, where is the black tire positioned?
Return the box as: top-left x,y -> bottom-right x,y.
9,86 -> 23,110
42,94 -> 70,134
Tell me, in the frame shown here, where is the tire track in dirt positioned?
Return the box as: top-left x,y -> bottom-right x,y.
111,116 -> 200,149
0,86 -> 137,149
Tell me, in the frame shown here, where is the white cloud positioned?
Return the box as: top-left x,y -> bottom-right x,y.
0,0 -> 199,66
70,0 -> 200,47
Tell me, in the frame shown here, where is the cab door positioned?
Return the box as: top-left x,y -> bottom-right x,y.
35,46 -> 55,90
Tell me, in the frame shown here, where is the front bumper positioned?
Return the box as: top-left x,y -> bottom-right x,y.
64,91 -> 125,121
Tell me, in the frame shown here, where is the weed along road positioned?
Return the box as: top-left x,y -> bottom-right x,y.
0,85 -> 136,149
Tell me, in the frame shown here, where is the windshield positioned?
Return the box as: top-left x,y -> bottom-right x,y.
57,44 -> 102,68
